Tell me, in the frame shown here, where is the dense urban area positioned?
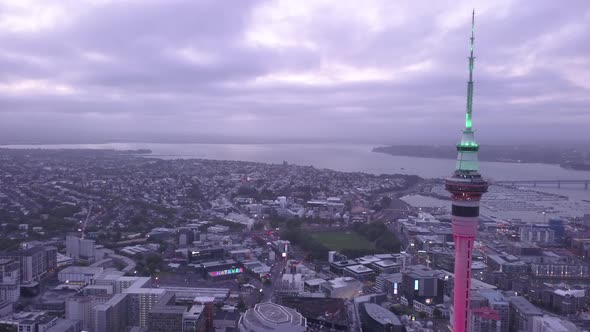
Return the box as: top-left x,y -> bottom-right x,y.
0,148 -> 588,332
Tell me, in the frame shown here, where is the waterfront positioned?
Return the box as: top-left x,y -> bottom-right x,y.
2,142 -> 589,181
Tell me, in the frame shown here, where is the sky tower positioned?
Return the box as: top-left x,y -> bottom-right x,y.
446,10 -> 489,332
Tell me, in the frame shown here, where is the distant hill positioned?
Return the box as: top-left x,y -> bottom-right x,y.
373,145 -> 590,171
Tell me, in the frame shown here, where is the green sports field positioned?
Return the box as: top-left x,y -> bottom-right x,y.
311,231 -> 375,251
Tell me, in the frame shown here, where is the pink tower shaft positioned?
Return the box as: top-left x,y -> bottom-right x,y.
452,232 -> 476,331
445,10 -> 487,331
451,212 -> 481,332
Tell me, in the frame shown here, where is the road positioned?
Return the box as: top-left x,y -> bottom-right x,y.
265,258 -> 287,302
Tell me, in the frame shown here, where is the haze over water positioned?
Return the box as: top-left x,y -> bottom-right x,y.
3,142 -> 588,181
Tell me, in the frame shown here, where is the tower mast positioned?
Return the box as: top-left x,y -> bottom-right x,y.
466,10 -> 475,130
445,10 -> 489,332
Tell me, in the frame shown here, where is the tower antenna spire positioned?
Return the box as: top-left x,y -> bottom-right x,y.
466,9 -> 476,130
446,10 -> 489,332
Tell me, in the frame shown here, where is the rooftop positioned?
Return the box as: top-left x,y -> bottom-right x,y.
58,266 -> 103,275
372,260 -> 398,268
201,259 -> 238,268
363,303 -> 402,326
510,297 -> 543,316
304,278 -> 326,286
0,258 -> 16,265
554,289 -> 585,298
327,277 -> 361,289
240,302 -> 306,332
345,265 -> 373,274
404,265 -> 447,279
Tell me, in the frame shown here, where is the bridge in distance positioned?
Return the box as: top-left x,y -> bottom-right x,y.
493,179 -> 589,190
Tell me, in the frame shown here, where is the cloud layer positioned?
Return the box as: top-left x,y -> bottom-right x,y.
0,0 -> 589,144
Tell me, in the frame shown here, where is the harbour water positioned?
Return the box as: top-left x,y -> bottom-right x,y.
3,142 -> 589,220
2,142 -> 588,181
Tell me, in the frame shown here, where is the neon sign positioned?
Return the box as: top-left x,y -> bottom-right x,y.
210,267 -> 243,277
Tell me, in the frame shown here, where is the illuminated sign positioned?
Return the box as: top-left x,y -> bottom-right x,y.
414,280 -> 419,290
393,282 -> 398,295
210,267 -> 243,277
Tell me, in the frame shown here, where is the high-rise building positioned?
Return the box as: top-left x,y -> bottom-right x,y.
0,259 -> 20,303
401,265 -> 447,307
123,278 -> 166,327
470,289 -> 509,332
66,235 -> 96,261
519,224 -> 555,244
445,10 -> 489,332
0,245 -> 47,284
148,292 -> 206,332
44,246 -> 58,272
548,219 -> 565,243
148,293 -> 186,332
94,293 -> 129,332
66,295 -> 96,331
509,297 -> 542,332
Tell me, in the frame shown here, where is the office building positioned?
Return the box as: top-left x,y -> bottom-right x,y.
94,293 -> 129,332
531,315 -> 580,332
183,304 -> 206,332
66,295 -> 97,331
375,273 -> 402,296
343,264 -> 375,282
371,260 -> 400,274
58,266 -> 103,284
66,235 -> 97,261
0,259 -> 20,303
543,288 -> 587,315
509,297 -> 542,332
469,289 -> 509,332
329,259 -> 359,275
401,265 -> 446,306
44,246 -> 58,271
124,289 -> 165,327
319,277 -> 362,299
44,319 -> 82,332
0,245 -> 47,284
188,246 -> 224,263
519,224 -> 555,244
148,293 -> 186,332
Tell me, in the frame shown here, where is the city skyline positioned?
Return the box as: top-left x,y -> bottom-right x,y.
0,0 -> 589,145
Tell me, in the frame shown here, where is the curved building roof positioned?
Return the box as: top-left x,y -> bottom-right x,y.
238,302 -> 306,332
363,303 -> 402,326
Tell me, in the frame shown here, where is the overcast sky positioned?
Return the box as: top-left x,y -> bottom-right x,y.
0,0 -> 588,145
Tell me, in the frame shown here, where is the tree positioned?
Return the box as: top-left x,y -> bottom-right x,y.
432,308 -> 442,318
145,254 -> 163,273
236,186 -> 259,199
380,196 -> 392,208
237,299 -> 246,312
